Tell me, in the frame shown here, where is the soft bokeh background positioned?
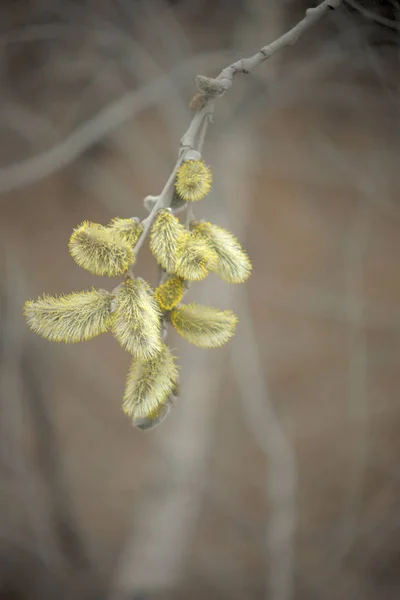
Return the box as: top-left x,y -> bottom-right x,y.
0,1 -> 400,599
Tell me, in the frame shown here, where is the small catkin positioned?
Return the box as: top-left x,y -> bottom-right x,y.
174,232 -> 217,282
170,303 -> 238,348
175,160 -> 212,202
190,221 -> 252,283
154,277 -> 185,311
110,278 -> 162,359
23,289 -> 112,343
108,217 -> 144,247
69,221 -> 134,276
122,344 -> 178,425
149,210 -> 187,273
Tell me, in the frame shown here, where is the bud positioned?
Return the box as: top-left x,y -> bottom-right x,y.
189,92 -> 207,111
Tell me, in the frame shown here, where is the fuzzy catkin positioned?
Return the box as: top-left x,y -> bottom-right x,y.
170,303 -> 238,348
149,210 -> 187,273
123,344 -> 178,424
175,160 -> 212,202
190,221 -> 252,283
69,221 -> 134,276
108,217 -> 144,247
110,278 -> 162,359
24,289 -> 112,343
154,276 -> 185,311
174,232 -> 217,281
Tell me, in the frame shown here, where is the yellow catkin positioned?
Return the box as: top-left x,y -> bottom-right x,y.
69,221 -> 134,276
154,277 -> 185,311
23,289 -> 112,343
122,344 -> 178,425
174,232 -> 217,282
170,303 -> 238,348
175,160 -> 212,202
190,221 -> 252,283
110,278 -> 162,359
149,210 -> 187,273
108,217 -> 144,247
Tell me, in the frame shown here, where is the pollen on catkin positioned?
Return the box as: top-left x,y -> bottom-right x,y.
154,276 -> 185,311
170,303 -> 238,348
149,210 -> 187,273
108,217 -> 144,247
69,221 -> 134,276
190,221 -> 252,283
122,344 -> 178,425
23,289 -> 112,343
174,232 -> 217,282
175,160 -> 212,202
110,278 -> 162,359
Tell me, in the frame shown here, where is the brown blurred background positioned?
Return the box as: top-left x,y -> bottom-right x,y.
0,1 -> 400,599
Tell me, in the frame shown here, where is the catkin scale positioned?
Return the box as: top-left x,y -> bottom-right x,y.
123,344 -> 178,425
69,221 -> 134,276
110,278 -> 162,359
149,210 -> 187,273
133,399 -> 172,430
108,217 -> 144,247
190,221 -> 252,283
174,232 -> 217,282
170,303 -> 238,348
154,277 -> 185,311
23,289 -> 112,343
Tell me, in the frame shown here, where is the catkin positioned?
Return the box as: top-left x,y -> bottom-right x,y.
174,232 -> 217,282
170,303 -> 237,348
110,278 -> 162,359
190,221 -> 252,283
175,160 -> 212,202
23,289 -> 112,343
123,344 -> 178,424
69,221 -> 134,276
149,210 -> 187,273
108,217 -> 144,247
154,276 -> 185,311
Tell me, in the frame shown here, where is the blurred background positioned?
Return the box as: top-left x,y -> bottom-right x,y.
0,0 -> 400,598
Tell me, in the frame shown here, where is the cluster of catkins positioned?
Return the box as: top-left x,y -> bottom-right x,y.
24,160 -> 252,429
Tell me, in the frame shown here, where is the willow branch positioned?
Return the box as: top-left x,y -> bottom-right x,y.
131,0 -> 342,260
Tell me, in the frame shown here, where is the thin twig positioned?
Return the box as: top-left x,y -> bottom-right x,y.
344,0 -> 400,31
129,0 -> 342,261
